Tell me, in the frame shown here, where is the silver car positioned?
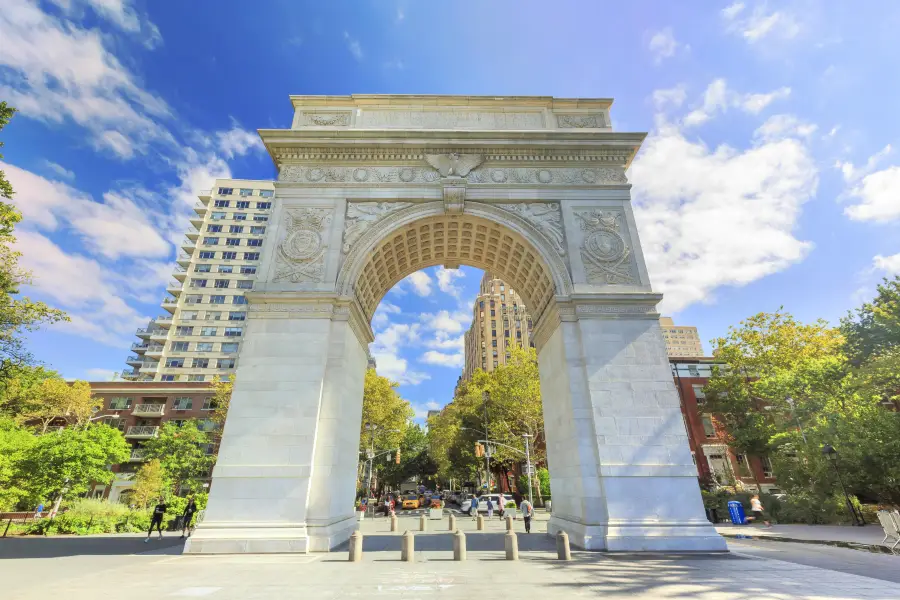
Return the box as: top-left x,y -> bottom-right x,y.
460,494 -> 510,515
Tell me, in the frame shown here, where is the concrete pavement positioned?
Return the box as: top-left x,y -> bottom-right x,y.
716,523 -> 895,552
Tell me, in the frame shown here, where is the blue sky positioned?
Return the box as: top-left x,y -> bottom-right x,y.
2,1 -> 900,420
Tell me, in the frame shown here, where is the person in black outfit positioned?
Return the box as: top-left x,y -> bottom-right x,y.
145,498 -> 167,542
181,497 -> 197,539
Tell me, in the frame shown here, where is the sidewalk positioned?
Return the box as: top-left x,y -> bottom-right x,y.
715,523 -> 895,553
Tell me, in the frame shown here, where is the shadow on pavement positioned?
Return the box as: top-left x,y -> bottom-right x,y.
334,532 -> 557,553
0,535 -> 185,559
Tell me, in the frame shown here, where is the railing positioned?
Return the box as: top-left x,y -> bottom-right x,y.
121,369 -> 138,379
125,426 -> 159,438
132,403 -> 165,416
129,449 -> 148,461
145,345 -> 164,352
125,355 -> 141,362
174,265 -> 187,272
131,343 -> 148,351
177,253 -> 191,260
198,189 -> 211,197
161,297 -> 177,304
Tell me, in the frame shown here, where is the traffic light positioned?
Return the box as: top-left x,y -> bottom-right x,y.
475,443 -> 484,457
395,449 -> 401,464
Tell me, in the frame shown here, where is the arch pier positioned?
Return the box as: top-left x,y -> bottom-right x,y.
184,95 -> 726,554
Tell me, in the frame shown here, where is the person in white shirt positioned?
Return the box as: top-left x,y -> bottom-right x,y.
518,497 -> 534,533
749,494 -> 771,527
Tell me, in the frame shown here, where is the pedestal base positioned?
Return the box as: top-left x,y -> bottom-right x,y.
548,515 -> 728,552
183,516 -> 357,554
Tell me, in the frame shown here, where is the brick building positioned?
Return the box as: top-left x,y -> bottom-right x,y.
87,382 -> 218,502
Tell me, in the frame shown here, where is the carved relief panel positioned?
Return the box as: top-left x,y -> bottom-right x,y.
342,202 -> 412,253
272,208 -> 334,283
573,209 -> 638,285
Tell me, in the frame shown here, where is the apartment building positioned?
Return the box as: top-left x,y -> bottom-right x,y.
123,179 -> 275,383
87,382 -> 218,502
660,317 -> 705,357
462,272 -> 534,381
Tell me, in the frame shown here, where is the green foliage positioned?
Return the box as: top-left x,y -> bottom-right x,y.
130,459 -> 168,508
0,101 -> 15,200
0,416 -> 34,510
0,365 -> 59,417
360,368 -> 413,452
141,421 -> 214,494
10,378 -> 99,433
18,499 -> 152,535
210,375 -> 232,425
378,424 -> 437,490
841,276 -> 900,366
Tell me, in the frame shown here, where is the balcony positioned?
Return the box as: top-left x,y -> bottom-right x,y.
154,315 -> 173,328
131,342 -> 148,353
185,226 -> 200,240
135,327 -> 152,339
189,214 -> 204,227
120,369 -> 139,380
176,252 -> 193,266
166,282 -> 183,296
128,449 -> 148,462
125,426 -> 159,439
198,189 -> 212,200
173,267 -> 187,282
193,202 -> 208,215
125,355 -> 142,366
161,297 -> 177,313
181,238 -> 196,252
132,403 -> 165,417
149,329 -> 167,340
145,344 -> 164,356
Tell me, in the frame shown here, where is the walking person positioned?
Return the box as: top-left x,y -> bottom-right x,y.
519,496 -> 534,533
486,496 -> 494,519
180,497 -> 197,539
145,498 -> 168,542
749,494 -> 771,527
469,494 -> 479,519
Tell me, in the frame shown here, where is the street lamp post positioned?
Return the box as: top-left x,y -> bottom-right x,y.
482,391 -> 491,492
523,433 -> 534,506
821,444 -> 864,526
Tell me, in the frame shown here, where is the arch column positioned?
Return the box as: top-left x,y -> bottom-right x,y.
184,294 -> 371,554
535,297 -> 726,551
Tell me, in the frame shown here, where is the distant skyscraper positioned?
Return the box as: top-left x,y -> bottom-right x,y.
462,272 -> 534,381
124,180 -> 275,382
659,317 -> 705,357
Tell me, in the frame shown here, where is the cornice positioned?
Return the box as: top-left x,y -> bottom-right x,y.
266,145 -> 637,165
288,94 -> 614,110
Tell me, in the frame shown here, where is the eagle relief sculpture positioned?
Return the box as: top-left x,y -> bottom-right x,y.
424,153 -> 484,177
273,208 -> 332,283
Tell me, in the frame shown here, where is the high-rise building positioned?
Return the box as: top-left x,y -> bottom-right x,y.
462,272 -> 534,381
659,317 -> 704,357
123,179 -> 275,382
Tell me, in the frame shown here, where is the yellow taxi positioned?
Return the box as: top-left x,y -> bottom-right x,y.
402,494 -> 420,510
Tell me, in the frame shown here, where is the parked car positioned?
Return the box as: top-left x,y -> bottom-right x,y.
401,495 -> 420,510
460,494 -> 510,515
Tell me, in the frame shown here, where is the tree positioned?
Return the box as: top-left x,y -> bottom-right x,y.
359,368 -> 412,453
130,459 -> 168,508
841,276 -> 900,366
209,376 -> 233,426
15,379 -> 99,433
379,423 -> 437,490
0,364 -> 59,418
142,421 -> 214,494
17,424 -> 130,511
0,416 -> 35,510
0,102 -> 68,381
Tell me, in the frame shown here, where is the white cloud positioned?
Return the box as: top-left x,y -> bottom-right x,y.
648,28 -> 684,64
836,145 -> 892,183
370,323 -> 429,385
85,368 -> 119,381
343,31 -> 363,61
215,124 -> 264,159
421,351 -> 464,368
682,80 -> 791,128
843,166 -> 900,223
421,310 -> 470,335
652,85 -> 687,111
405,271 -> 433,296
754,115 -> 817,142
43,160 -> 75,181
631,92 -> 818,313
722,2 -> 800,42
372,302 -> 402,329
435,267 -> 465,297
874,253 -> 900,274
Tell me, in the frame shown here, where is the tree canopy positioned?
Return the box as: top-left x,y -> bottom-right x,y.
142,421 -> 215,494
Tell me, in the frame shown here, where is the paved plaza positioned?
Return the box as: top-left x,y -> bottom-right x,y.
2,513 -> 899,599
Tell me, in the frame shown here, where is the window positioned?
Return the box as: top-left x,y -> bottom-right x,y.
233,213 -> 247,221
226,238 -> 240,246
205,312 -> 221,321
214,200 -> 230,208
701,414 -> 716,438
218,265 -> 233,274
224,327 -> 242,337
762,456 -> 774,478
201,327 -> 217,336
194,264 -> 211,272
239,188 -> 253,196
202,398 -> 217,411
259,190 -> 274,198
229,312 -> 246,321
211,211 -> 226,220
692,384 -> 706,404
479,301 -> 484,309
185,295 -> 202,304
736,454 -> 752,477
493,360 -> 498,368
222,251 -> 237,260
236,201 -> 250,209
166,358 -> 185,368
209,295 -> 226,304
198,419 -> 216,432
196,342 -> 213,352
490,310 -> 496,317
218,187 -> 234,195
257,201 -> 272,209
516,331 -> 522,338
181,311 -> 199,320
491,340 -> 497,347
244,252 -> 260,261
247,238 -> 263,247
200,443 -> 216,455
232,296 -> 248,305
250,226 -> 265,234
491,330 -> 496,337
173,397 -> 193,409
240,266 -> 256,275
215,279 -> 229,289
188,375 -> 205,382
206,224 -> 222,233
176,326 -> 193,336
221,342 -> 239,353
198,251 -> 215,259
108,397 -> 132,410
229,225 -> 244,233
253,214 -> 268,222
171,341 -> 189,352
193,358 -> 209,369
491,320 -> 496,328
218,358 -> 236,369
492,350 -> 498,357
505,330 -> 510,337
236,280 -> 253,289
203,237 -> 219,245
190,279 -> 207,288
161,375 -> 175,382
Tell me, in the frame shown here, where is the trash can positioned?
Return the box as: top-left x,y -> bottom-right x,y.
545,500 -> 552,513
727,500 -> 746,525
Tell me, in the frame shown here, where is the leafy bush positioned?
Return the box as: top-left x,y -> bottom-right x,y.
776,492 -> 854,524
505,501 -> 516,508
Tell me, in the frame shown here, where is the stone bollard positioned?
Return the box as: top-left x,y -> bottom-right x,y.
505,530 -> 519,560
401,530 -> 415,562
448,513 -> 456,531
556,530 -> 571,561
453,529 -> 467,561
348,530 -> 363,562
505,514 -> 514,531
390,514 -> 398,532
419,514 -> 428,532
476,514 -> 485,531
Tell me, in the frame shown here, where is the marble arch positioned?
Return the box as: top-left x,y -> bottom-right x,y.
185,95 -> 726,554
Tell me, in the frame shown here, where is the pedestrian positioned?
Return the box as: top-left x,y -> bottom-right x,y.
33,503 -> 44,519
749,494 -> 771,527
470,494 -> 479,519
486,496 -> 494,519
389,496 -> 396,517
519,496 -> 534,533
145,497 -> 168,542
180,496 -> 197,539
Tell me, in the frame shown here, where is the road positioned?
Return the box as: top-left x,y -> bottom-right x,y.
730,537 -> 900,584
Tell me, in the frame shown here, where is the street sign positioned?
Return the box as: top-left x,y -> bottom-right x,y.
524,465 -> 535,475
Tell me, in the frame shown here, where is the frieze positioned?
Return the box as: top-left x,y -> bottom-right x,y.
301,112 -> 351,127
343,202 -> 413,253
272,147 -> 635,164
273,208 -> 333,283
575,209 -> 637,285
357,110 -> 544,130
248,304 -> 336,314
556,113 -> 607,128
575,304 -> 656,315
467,167 -> 627,185
494,203 -> 566,255
279,165 -> 441,184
